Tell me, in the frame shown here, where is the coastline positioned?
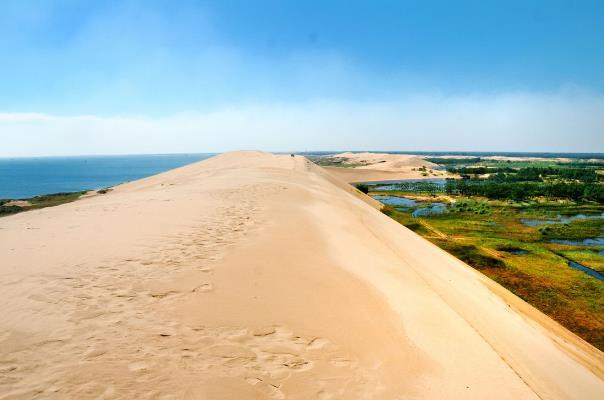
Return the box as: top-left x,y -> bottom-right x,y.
0,152 -> 602,398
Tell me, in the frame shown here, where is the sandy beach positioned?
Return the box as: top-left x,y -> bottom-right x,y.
0,151 -> 602,399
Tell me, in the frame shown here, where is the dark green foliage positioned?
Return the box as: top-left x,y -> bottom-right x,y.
484,167 -> 599,183
378,181 -> 443,195
0,205 -> 22,216
355,184 -> 369,194
425,157 -> 482,165
444,180 -> 603,202
538,220 -> 603,240
496,244 -> 528,253
403,222 -> 423,232
448,166 -> 516,175
376,187 -> 604,350
559,161 -> 604,168
30,192 -> 82,203
450,199 -> 491,214
435,241 -> 505,269
0,191 -> 86,218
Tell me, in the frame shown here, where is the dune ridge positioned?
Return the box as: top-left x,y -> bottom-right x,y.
0,151 -> 602,399
322,152 -> 447,183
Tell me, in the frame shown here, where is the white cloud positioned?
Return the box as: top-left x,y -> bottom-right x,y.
1,91 -> 603,157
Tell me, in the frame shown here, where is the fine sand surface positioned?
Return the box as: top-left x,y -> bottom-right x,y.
322,152 -> 447,183
0,151 -> 602,399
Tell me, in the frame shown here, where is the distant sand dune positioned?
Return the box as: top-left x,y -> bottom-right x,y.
321,152 -> 447,183
0,151 -> 602,399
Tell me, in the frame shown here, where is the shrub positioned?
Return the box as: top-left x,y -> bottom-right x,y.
0,205 -> 22,216
437,241 -> 505,269
355,184 -> 369,194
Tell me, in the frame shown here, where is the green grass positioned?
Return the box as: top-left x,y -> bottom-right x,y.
432,240 -> 505,269
538,219 -> 603,241
450,199 -> 491,215
378,195 -> 604,350
307,156 -> 368,168
355,183 -> 369,194
555,248 -> 604,273
0,191 -> 88,217
381,206 -> 432,235
495,243 -> 528,253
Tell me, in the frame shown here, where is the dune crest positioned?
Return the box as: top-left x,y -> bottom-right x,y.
321,152 -> 447,183
0,151 -> 602,399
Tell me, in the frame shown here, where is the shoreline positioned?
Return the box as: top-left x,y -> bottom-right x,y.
0,151 -> 602,398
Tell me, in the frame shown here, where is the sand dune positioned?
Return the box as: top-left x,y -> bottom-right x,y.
0,151 -> 602,399
332,152 -> 436,170
323,152 -> 447,183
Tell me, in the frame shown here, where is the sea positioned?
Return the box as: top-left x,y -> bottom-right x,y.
0,154 -> 214,199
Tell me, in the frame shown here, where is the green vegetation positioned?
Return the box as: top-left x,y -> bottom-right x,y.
495,244 -> 528,253
374,183 -> 604,350
381,205 -> 431,235
355,183 -> 369,194
307,155 -> 369,168
375,181 -> 444,195
555,249 -> 604,273
447,166 -> 516,175
434,240 -> 505,269
449,166 -> 600,183
424,157 -> 482,165
424,157 -> 604,201
538,219 -> 602,241
0,191 -> 87,217
449,199 -> 491,214
559,161 -> 604,168
444,180 -> 604,202
0,203 -> 22,216
353,154 -> 604,348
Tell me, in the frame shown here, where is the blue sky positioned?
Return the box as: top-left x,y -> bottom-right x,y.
1,0 -> 603,154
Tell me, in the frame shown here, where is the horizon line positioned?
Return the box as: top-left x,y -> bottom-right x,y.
2,150 -> 604,160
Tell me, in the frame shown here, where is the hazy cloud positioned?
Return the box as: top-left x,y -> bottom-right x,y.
1,90 -> 603,157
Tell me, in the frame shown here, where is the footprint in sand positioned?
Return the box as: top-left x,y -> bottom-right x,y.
307,337 -> 330,351
83,348 -> 107,359
330,357 -> 356,368
205,344 -> 257,360
193,283 -> 213,293
128,361 -> 149,372
317,391 -> 334,400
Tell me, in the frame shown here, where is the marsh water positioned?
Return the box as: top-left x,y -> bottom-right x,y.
371,195 -> 447,217
501,249 -> 529,255
567,260 -> 604,282
369,179 -> 604,282
371,178 -> 447,191
550,237 -> 604,246
371,195 -> 418,207
520,213 -> 604,227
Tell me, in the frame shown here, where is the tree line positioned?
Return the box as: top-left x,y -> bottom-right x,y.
444,180 -> 604,202
447,166 -> 599,183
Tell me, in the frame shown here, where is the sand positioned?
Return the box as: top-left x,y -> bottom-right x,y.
322,152 -> 448,183
0,151 -> 602,399
1,200 -> 31,207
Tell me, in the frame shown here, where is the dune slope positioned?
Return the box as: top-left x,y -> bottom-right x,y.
322,152 -> 447,183
0,152 -> 602,399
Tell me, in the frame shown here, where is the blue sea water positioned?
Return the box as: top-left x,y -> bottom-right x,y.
0,154 -> 214,199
